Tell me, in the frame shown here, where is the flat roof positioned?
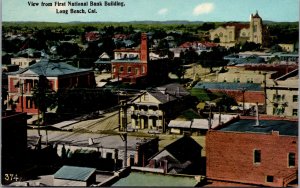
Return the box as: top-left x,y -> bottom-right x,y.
27,130 -> 156,151
112,171 -> 198,186
219,120 -> 298,136
54,166 -> 96,181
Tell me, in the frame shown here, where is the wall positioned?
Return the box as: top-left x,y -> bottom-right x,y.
53,178 -> 87,186
206,130 -> 298,187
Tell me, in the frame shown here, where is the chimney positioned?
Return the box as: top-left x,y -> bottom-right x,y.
255,102 -> 260,126
140,33 -> 148,63
88,138 -> 94,145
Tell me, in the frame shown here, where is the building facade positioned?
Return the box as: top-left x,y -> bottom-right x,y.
111,33 -> 168,84
7,59 -> 95,114
266,69 -> 298,117
206,120 -> 298,187
126,83 -> 193,133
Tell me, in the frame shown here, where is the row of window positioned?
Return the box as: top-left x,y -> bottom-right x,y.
253,150 -> 295,183
113,66 -> 146,74
272,108 -> 298,116
254,150 -> 295,167
272,94 -> 297,102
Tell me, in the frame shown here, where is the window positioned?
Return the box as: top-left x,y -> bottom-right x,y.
119,66 -> 124,73
293,95 -> 298,102
142,66 -> 146,74
288,153 -> 295,167
292,109 -> 298,116
127,67 -> 132,73
254,149 -> 261,164
112,66 -> 116,73
26,97 -> 33,109
219,32 -> 223,37
135,68 -> 140,75
106,152 -> 112,159
266,176 -> 274,183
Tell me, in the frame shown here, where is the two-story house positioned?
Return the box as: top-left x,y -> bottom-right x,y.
125,83 -> 194,133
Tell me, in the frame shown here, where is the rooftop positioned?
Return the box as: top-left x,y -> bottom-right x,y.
218,120 -> 298,136
112,171 -> 199,186
54,165 -> 96,181
8,59 -> 91,77
193,82 -> 262,91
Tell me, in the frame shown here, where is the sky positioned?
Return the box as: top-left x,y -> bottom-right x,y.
2,0 -> 299,22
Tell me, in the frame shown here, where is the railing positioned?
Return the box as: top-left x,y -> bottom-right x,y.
283,170 -> 297,186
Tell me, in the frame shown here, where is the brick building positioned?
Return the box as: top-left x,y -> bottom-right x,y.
206,119 -> 298,187
192,82 -> 265,110
111,33 -> 168,84
7,59 -> 95,114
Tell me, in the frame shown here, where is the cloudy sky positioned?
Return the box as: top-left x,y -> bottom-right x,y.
2,0 -> 299,22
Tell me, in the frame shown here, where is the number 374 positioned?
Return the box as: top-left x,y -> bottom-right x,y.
4,174 -> 19,181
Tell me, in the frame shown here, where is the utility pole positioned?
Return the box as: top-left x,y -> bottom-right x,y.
263,72 -> 267,113
119,132 -> 127,168
241,87 -> 246,115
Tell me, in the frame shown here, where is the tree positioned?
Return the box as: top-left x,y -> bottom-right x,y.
199,47 -> 228,72
32,75 -> 57,127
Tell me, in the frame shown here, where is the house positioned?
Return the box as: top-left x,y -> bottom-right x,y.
266,69 -> 298,117
7,59 -> 95,114
94,52 -> 112,72
209,11 -> 269,48
206,119 -> 298,187
111,33 -> 169,84
126,83 -> 194,133
53,166 -> 96,186
147,135 -> 203,175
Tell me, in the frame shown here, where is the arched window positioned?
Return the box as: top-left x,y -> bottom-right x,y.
127,67 -> 132,73
219,32 -> 223,37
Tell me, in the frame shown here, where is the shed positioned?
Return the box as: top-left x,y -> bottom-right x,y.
53,165 -> 96,186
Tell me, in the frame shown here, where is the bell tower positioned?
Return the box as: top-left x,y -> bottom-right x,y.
249,11 -> 263,44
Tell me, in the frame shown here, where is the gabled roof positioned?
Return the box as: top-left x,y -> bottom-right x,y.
8,59 -> 91,77
164,136 -> 202,163
54,165 -> 96,181
150,83 -> 190,104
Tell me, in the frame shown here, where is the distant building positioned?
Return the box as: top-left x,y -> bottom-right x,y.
210,11 -> 268,47
193,82 -> 265,109
53,166 -> 96,186
7,59 -> 95,114
266,69 -> 298,117
94,52 -> 112,72
11,57 -> 40,68
206,119 -> 298,187
111,33 -> 169,84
